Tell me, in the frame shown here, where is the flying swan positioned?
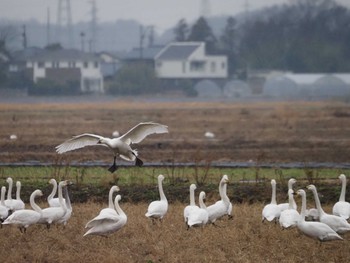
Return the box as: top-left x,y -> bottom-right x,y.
55,122 -> 168,173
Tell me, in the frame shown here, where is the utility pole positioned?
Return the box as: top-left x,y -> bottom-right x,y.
22,25 -> 27,49
56,0 -> 74,48
89,0 -> 98,53
46,7 -> 51,46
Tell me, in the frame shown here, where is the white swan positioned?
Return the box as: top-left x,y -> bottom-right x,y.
84,195 -> 127,237
332,174 -> 350,219
57,183 -> 73,226
262,179 -> 281,222
0,186 -> 9,222
183,184 -> 199,224
207,175 -> 231,224
85,185 -> 120,228
4,178 -> 25,211
56,122 -> 168,173
2,189 -> 43,233
187,191 -> 208,228
145,174 -> 168,221
307,184 -> 350,234
295,189 -> 342,241
48,178 -> 66,207
38,180 -> 68,228
279,189 -> 300,229
278,178 -> 297,211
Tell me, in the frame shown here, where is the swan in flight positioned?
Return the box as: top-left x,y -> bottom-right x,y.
5,178 -> 25,211
47,179 -> 66,207
279,189 -> 299,229
332,174 -> 350,220
85,185 -> 120,229
145,174 -> 168,222
207,175 -> 231,224
2,189 -> 43,233
187,191 -> 208,229
262,179 -> 281,222
295,189 -> 342,241
277,178 -> 297,212
0,186 -> 9,223
56,122 -> 168,173
84,195 -> 127,237
183,184 -> 199,224
307,184 -> 350,234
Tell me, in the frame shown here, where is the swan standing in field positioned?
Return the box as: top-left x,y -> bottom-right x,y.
277,178 -> 297,212
187,191 -> 208,229
57,183 -> 73,226
332,174 -> 350,219
2,189 -> 43,233
295,189 -> 342,241
279,189 -> 300,229
307,184 -> 350,234
207,175 -> 231,224
48,178 -> 66,207
0,186 -> 9,222
145,174 -> 168,222
85,185 -> 120,228
55,122 -> 168,173
5,178 -> 25,211
38,180 -> 68,228
84,195 -> 127,237
183,184 -> 199,224
262,179 -> 281,223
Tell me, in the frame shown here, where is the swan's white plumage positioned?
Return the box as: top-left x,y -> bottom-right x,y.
183,184 -> 199,223
145,174 -> 168,220
48,178 -> 66,207
279,189 -> 299,229
0,186 -> 9,221
207,175 -> 231,223
187,191 -> 208,228
278,178 -> 297,212
57,184 -> 73,226
4,178 -> 25,211
295,189 -> 342,241
262,179 -> 281,222
332,174 -> 350,219
307,184 -> 350,234
2,189 -> 43,232
84,195 -> 127,237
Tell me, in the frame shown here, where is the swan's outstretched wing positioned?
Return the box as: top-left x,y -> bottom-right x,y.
120,122 -> 168,145
56,133 -> 105,154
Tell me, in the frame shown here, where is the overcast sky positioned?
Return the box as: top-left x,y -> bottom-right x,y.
1,0 -> 349,33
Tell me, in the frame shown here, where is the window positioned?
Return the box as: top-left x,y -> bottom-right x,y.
94,61 -> 99,68
190,61 -> 205,72
182,62 -> 186,73
221,62 -> 226,69
69,61 -> 76,68
211,62 -> 216,73
84,62 -> 89,68
38,62 -> 44,68
52,62 -> 59,68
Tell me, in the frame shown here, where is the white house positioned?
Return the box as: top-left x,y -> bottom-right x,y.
154,42 -> 227,79
26,49 -> 104,93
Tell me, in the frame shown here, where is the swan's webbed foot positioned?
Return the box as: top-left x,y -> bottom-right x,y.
108,163 -> 118,173
135,157 -> 143,167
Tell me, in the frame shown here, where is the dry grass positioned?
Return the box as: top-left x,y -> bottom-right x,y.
0,202 -> 349,263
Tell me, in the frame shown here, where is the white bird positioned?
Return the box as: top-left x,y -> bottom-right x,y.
305,208 -> 320,221
262,179 -> 281,222
57,183 -> 73,226
55,122 -> 168,173
84,194 -> 127,237
278,178 -> 297,212
85,185 -> 120,228
187,191 -> 208,229
145,174 -> 168,221
38,180 -> 68,228
0,186 -> 9,222
207,175 -> 231,224
307,184 -> 350,234
5,178 -> 25,211
279,189 -> 300,229
183,184 -> 199,224
2,189 -> 43,233
295,189 -> 342,242
47,178 -> 66,207
332,174 -> 350,220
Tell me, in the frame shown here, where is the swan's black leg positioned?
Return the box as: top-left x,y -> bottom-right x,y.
132,151 -> 143,167
108,156 -> 118,173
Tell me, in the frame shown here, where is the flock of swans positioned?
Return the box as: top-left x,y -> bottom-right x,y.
262,174 -> 350,242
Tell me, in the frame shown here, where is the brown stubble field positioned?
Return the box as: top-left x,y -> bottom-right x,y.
1,99 -> 350,262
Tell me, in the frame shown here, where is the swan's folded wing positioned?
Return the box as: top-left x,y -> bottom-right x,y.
56,133 -> 104,154
85,214 -> 121,228
120,122 -> 168,145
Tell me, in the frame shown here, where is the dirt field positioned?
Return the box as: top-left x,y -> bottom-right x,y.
1,99 -> 350,165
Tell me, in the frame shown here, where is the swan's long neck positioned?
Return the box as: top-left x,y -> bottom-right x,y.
48,180 -> 57,200
0,187 -> 6,206
63,186 -> 71,210
190,186 -> 196,206
288,180 -> 297,208
7,178 -> 13,200
108,188 -> 115,209
30,191 -> 42,214
288,192 -> 294,209
58,182 -> 67,212
199,193 -> 206,209
158,178 -> 167,201
340,177 -> 347,202
271,183 -> 277,205
311,188 -> 325,216
115,198 -> 125,217
299,192 -> 306,222
16,182 -> 21,200
221,182 -> 230,204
